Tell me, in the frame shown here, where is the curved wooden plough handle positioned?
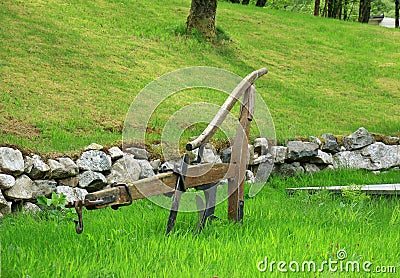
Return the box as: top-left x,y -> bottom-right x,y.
186,68 -> 268,151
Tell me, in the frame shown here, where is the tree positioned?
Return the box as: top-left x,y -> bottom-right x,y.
396,0 -> 399,28
322,0 -> 329,16
314,0 -> 321,16
336,0 -> 343,19
186,0 -> 218,40
358,0 -> 371,23
343,0 -> 350,20
256,0 -> 267,7
230,0 -> 250,4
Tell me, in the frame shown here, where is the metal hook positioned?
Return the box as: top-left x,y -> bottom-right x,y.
73,200 -> 84,234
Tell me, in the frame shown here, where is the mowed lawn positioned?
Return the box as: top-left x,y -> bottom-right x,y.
1,169 -> 400,277
1,0 -> 399,153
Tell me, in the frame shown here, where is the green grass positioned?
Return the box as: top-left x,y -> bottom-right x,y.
1,0 -> 399,153
2,169 -> 400,277
1,2 -> 400,277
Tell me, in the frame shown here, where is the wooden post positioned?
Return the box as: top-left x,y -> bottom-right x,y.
227,85 -> 254,221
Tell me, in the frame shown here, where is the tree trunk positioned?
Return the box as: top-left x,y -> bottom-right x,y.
327,0 -> 334,17
396,0 -> 399,28
322,0 -> 329,17
336,0 -> 342,19
242,0 -> 250,5
343,0 -> 349,20
256,0 -> 267,7
358,0 -> 371,23
314,0 -> 321,16
186,0 -> 217,40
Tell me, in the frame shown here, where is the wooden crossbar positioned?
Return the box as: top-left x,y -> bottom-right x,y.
83,163 -> 233,210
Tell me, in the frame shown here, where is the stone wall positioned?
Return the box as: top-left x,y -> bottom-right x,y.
0,127 -> 399,217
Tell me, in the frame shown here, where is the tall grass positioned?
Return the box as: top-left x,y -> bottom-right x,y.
2,169 -> 400,277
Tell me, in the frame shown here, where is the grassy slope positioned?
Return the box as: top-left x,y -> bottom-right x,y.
1,0 -> 399,153
2,169 -> 400,277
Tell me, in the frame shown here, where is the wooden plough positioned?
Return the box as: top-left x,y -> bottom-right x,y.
67,68 -> 268,234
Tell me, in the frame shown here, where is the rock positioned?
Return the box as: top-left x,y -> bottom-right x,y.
324,165 -> 335,171
286,141 -> 319,161
373,134 -> 400,145
84,143 -> 104,151
58,176 -> 79,188
321,134 -> 341,153
137,160 -> 155,179
277,162 -> 304,176
150,159 -> 161,172
309,136 -> 322,147
361,142 -> 400,170
0,174 -> 15,190
56,186 -> 88,204
248,144 -> 255,165
0,147 -> 24,175
159,161 -> 176,172
76,150 -> 112,172
254,138 -> 269,155
387,136 -> 400,145
310,150 -> 333,164
4,175 -> 55,200
4,175 -> 34,200
191,146 -> 219,163
125,147 -> 149,160
333,151 -> 370,169
245,170 -> 255,184
271,146 -> 287,164
48,157 -> 79,179
24,155 -> 50,179
108,146 -> 124,161
107,155 -> 141,184
23,202 -> 41,214
0,191 -> 12,215
34,180 -> 57,194
333,143 -> 400,171
342,127 -> 374,150
303,163 -> 320,174
78,171 -> 107,192
253,153 -> 272,165
221,148 -> 232,163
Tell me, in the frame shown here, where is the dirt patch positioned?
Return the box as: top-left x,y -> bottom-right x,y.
372,133 -> 400,145
0,116 -> 42,138
94,117 -> 123,133
375,77 -> 400,93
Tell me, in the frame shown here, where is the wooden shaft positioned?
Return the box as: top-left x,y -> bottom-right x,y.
186,68 -> 267,151
83,163 -> 234,209
227,86 -> 254,221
